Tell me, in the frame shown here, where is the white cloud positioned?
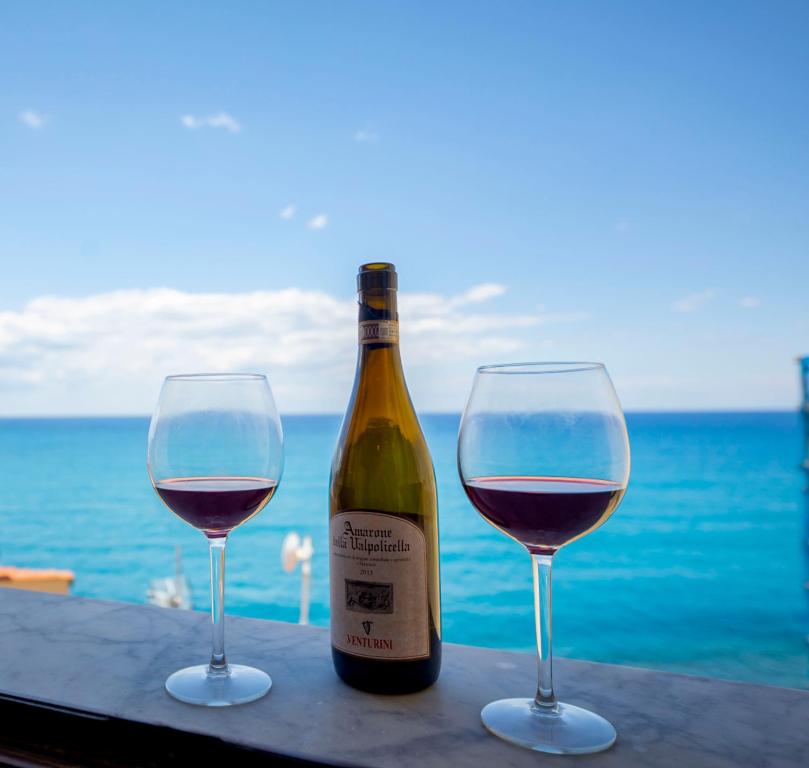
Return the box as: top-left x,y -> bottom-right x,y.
739,296 -> 761,309
180,112 -> 242,133
354,128 -> 380,142
449,283 -> 506,306
672,289 -> 716,313
308,214 -> 328,230
279,204 -> 296,220
19,110 -> 46,130
0,285 -> 578,414
461,284 -> 507,303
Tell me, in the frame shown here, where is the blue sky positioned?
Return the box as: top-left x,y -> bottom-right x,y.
1,1 -> 807,414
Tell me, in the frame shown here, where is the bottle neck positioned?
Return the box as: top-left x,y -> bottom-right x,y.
354,289 -> 407,412
357,288 -> 400,352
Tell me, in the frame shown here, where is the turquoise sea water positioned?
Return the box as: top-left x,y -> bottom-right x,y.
1,413 -> 807,689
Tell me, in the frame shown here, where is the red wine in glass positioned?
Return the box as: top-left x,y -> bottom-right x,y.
458,362 -> 630,754
462,476 -> 625,555
148,372 -> 283,707
155,477 -> 277,538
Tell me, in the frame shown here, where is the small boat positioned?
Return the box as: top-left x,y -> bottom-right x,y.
0,566 -> 74,595
147,546 -> 191,610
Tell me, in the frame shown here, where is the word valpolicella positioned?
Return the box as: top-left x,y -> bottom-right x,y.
329,262 -> 441,693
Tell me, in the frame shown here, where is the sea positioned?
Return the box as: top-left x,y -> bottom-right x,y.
1,412 -> 807,690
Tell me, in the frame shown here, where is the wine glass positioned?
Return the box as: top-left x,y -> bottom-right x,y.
458,362 -> 630,754
147,373 -> 284,706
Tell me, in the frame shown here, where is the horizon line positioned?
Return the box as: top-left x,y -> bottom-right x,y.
0,407 -> 801,420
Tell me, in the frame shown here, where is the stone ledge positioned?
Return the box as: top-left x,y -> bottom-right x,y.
0,589 -> 807,767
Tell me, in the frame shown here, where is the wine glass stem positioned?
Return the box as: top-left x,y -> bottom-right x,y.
208,536 -> 229,675
532,553 -> 557,710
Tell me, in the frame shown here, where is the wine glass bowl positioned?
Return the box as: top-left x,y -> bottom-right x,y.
458,362 -> 629,754
148,373 -> 283,706
461,475 -> 624,556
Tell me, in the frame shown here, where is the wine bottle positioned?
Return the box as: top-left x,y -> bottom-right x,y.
329,262 -> 442,693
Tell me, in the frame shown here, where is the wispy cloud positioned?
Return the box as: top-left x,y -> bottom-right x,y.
614,219 -> 631,233
739,296 -> 761,309
308,214 -> 328,230
450,283 -> 506,306
18,110 -> 46,130
279,204 -> 296,220
672,289 -> 716,313
180,112 -> 242,133
0,285 -> 576,413
354,128 -> 380,143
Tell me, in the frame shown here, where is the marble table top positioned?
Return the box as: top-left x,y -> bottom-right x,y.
0,589 -> 807,767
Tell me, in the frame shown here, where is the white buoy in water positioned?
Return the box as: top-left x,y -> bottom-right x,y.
281,532 -> 314,625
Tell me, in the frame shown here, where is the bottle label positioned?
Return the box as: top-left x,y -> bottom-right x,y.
330,510 -> 429,660
358,320 -> 399,345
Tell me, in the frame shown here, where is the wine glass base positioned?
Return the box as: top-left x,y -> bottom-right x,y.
165,664 -> 272,707
481,698 -> 616,755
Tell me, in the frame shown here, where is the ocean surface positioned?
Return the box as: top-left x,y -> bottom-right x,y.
1,413 -> 807,689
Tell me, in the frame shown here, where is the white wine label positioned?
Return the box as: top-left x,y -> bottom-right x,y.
358,320 -> 399,345
330,510 -> 429,660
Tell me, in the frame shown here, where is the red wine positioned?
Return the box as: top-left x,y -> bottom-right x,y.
463,476 -> 624,555
154,477 -> 277,538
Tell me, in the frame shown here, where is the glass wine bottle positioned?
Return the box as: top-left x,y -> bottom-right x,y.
329,262 -> 442,693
